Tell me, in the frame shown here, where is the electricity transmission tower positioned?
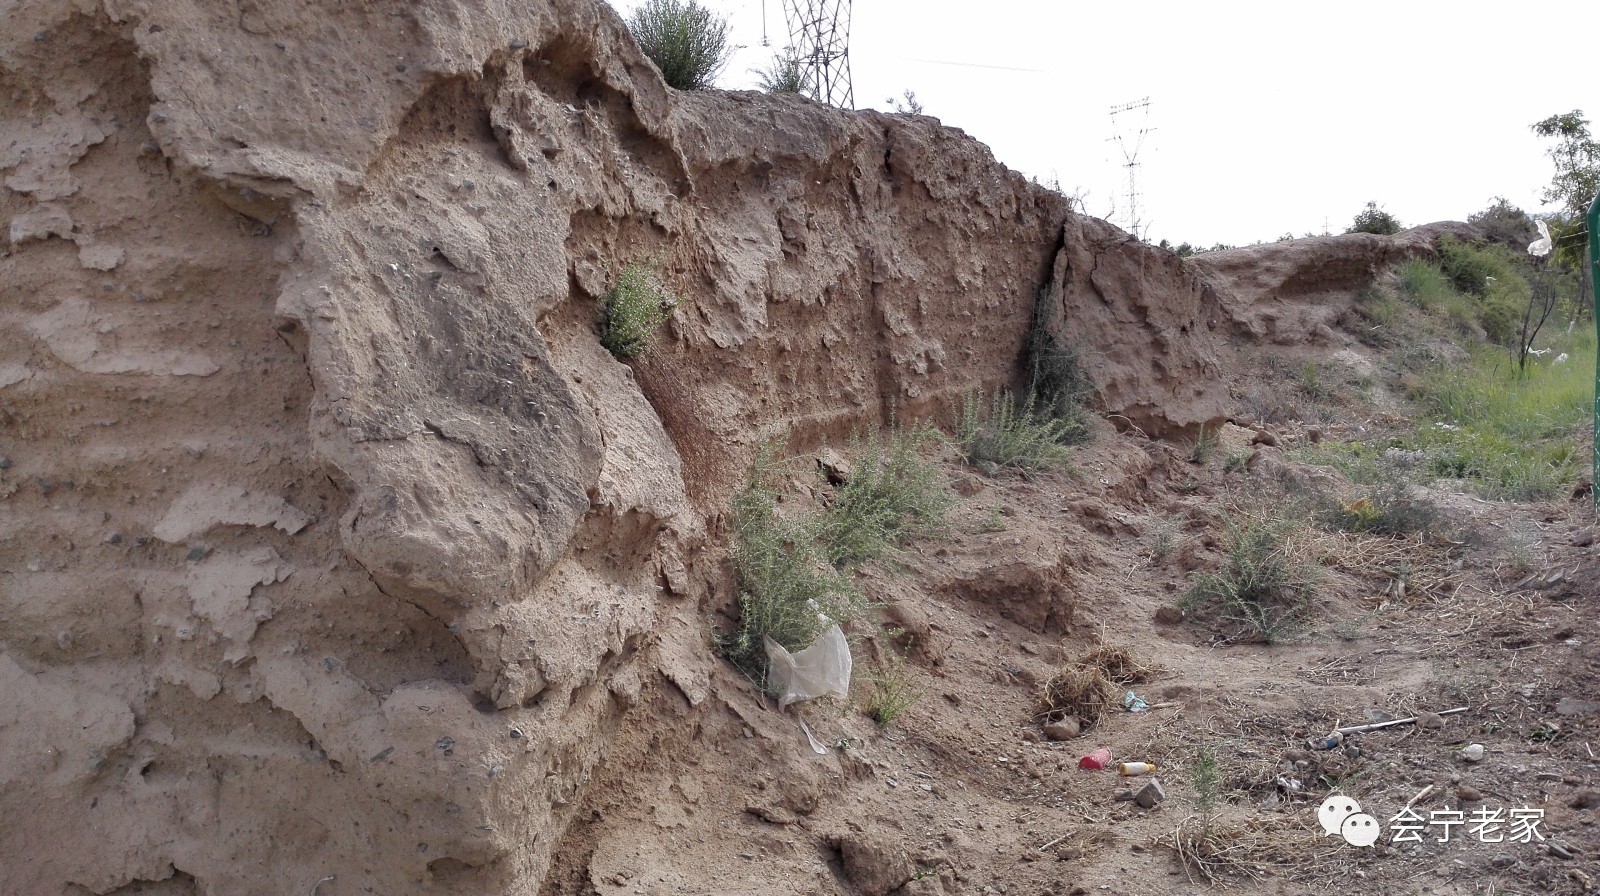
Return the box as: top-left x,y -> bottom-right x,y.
765,0 -> 853,108
1107,97 -> 1153,239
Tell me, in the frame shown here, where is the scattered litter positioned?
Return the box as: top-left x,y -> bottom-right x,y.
1118,761 -> 1157,776
1134,778 -> 1166,808
797,718 -> 828,755
1079,748 -> 1112,770
1461,743 -> 1485,762
1307,731 -> 1344,751
764,624 -> 851,707
1529,220 -> 1553,257
1334,706 -> 1466,736
1122,691 -> 1149,713
1276,774 -> 1303,795
1383,447 -> 1425,465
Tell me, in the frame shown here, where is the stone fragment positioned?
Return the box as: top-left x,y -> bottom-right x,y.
1043,718 -> 1081,741
1153,605 -> 1183,625
1556,698 -> 1600,716
837,831 -> 914,896
1134,778 -> 1166,809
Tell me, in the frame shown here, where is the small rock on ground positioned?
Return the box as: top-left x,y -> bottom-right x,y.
1134,778 -> 1166,809
1043,718 -> 1081,741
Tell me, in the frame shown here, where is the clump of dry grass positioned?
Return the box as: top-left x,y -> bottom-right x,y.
1037,665 -> 1118,726
1165,815 -> 1327,883
1078,644 -> 1159,684
1036,645 -> 1158,727
1288,528 -> 1467,605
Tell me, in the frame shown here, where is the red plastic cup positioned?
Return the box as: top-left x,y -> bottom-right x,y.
1079,748 -> 1112,770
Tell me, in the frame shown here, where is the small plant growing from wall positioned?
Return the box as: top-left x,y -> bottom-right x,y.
602,261 -> 679,359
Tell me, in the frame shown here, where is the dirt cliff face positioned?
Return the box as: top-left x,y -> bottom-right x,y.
2,1 -> 1233,893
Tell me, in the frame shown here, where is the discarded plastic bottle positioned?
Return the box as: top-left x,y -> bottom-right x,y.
1117,761 -> 1157,776
1079,748 -> 1113,770
1307,731 -> 1344,751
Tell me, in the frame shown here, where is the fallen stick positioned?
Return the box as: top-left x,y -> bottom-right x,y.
1038,832 -> 1071,852
1335,707 -> 1466,736
1402,784 -> 1435,811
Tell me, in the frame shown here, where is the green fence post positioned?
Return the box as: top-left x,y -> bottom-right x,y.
1591,190 -> 1600,514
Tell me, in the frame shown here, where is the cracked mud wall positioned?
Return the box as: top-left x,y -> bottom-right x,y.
1,1 -> 1234,893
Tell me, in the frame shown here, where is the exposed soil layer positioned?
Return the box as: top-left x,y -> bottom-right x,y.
2,2 -> 1593,895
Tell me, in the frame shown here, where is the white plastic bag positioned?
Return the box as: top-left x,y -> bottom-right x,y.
764,625 -> 852,708
1529,220 -> 1553,257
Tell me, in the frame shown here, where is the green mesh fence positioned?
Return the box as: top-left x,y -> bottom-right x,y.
1591,190 -> 1600,513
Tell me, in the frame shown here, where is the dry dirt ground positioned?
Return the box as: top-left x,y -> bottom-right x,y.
541,361 -> 1600,896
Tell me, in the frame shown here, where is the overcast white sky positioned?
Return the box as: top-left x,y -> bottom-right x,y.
609,0 -> 1599,248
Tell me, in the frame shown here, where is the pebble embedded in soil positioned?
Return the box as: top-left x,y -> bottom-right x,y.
1043,718 -> 1080,741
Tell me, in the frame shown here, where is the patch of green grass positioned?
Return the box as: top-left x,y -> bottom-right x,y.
1407,332 -> 1593,500
1182,516 -> 1317,644
958,390 -> 1076,475
1299,361 -> 1327,400
861,647 -> 924,726
1318,467 -> 1442,537
808,423 -> 956,569
1188,424 -> 1220,464
1397,259 -> 1454,310
1299,274 -> 1593,504
602,262 -> 679,358
722,427 -> 955,684
721,448 -> 867,680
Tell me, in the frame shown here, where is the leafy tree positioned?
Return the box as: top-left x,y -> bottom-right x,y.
1531,111 -> 1599,316
1532,111 -> 1599,218
1347,201 -> 1402,235
626,0 -> 733,91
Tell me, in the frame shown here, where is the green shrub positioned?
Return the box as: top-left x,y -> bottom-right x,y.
861,647 -> 923,726
958,390 -> 1076,474
602,262 -> 678,358
722,449 -> 867,680
1468,197 -> 1536,247
1436,235 -> 1520,297
723,427 -> 954,683
808,424 -> 956,569
1183,517 -> 1316,644
1026,299 -> 1094,443
1319,472 -> 1442,537
755,51 -> 806,94
625,0 -> 733,91
1347,201 -> 1401,235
